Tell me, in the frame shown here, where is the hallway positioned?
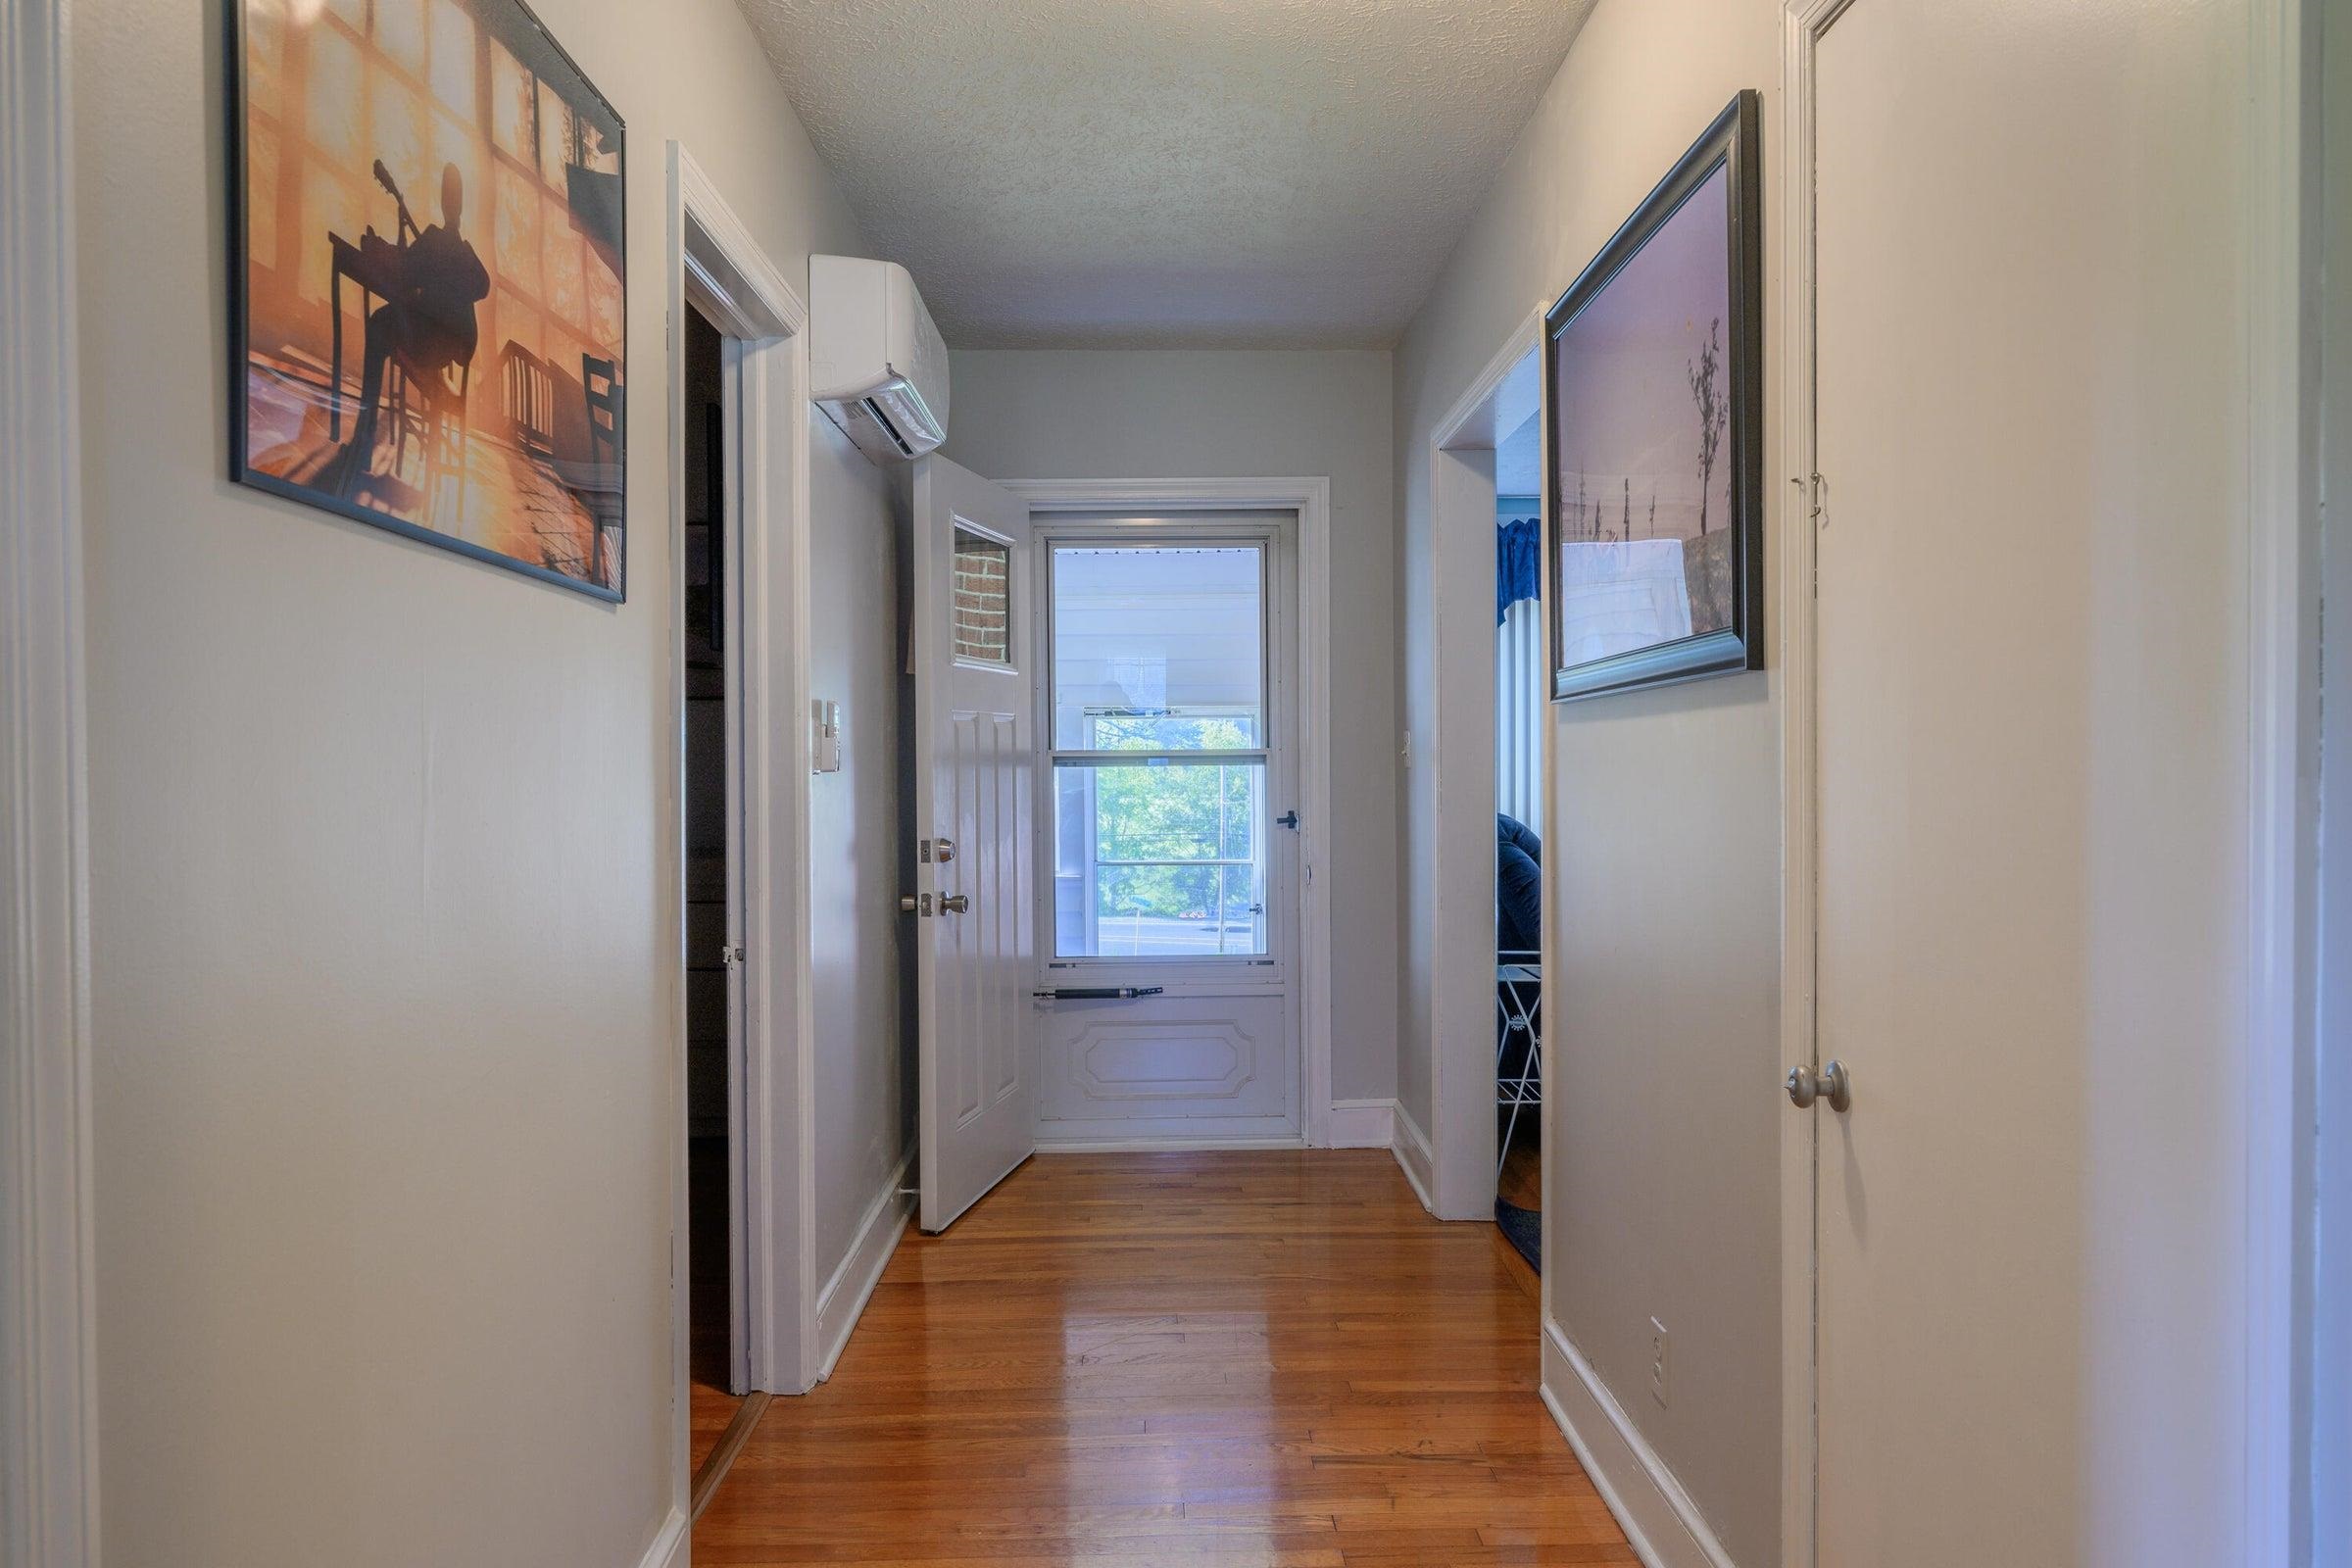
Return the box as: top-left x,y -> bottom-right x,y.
693,1152 -> 1632,1565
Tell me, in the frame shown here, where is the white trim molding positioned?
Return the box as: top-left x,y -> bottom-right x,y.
637,1507 -> 690,1568
2,0 -> 101,1561
1424,307 -> 1546,1223
1000,476 -> 1337,1152
2243,0 -> 2322,1557
1389,1099 -> 1437,1214
1326,1098 -> 1396,1150
814,1152 -> 914,1382
1542,1321 -> 1738,1568
665,145 -> 817,1506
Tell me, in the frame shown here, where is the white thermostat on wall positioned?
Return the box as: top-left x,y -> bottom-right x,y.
812,699 -> 842,773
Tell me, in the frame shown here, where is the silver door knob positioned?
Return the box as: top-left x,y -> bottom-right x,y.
933,836 -> 956,863
1786,1060 -> 1852,1113
939,893 -> 970,913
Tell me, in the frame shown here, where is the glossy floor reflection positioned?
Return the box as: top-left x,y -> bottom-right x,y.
693,1150 -> 1632,1566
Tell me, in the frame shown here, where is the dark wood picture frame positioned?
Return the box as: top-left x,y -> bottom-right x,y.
225,0 -> 629,602
1544,90 -> 1763,701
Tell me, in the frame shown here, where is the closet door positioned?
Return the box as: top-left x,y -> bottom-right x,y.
1805,0 -> 2242,1557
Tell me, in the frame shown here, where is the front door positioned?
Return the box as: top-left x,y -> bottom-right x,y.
1030,514 -> 1302,1146
912,457 -> 1037,1232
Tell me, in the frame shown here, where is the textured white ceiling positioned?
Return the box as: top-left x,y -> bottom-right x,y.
737,0 -> 1594,347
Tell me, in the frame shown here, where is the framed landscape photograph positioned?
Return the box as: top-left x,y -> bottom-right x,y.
1545,90 -> 1762,700
228,0 -> 627,600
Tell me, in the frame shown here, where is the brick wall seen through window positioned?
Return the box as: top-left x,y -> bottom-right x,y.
953,527 -> 1011,664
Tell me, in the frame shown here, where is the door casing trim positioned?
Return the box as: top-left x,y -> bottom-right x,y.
2,0 -> 100,1560
665,143 -> 818,1478
1001,477 -> 1334,1149
1426,306 -> 1545,1225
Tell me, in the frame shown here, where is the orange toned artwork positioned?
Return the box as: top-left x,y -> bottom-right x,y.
230,0 -> 626,598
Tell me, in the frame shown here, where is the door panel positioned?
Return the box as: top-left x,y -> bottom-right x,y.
1035,992 -> 1294,1142
1812,0 -> 2106,1559
914,457 -> 1036,1233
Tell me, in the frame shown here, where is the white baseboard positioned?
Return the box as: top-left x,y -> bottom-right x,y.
813,1150 -> 913,1383
1326,1098 -> 1396,1149
639,1506 -> 689,1568
1390,1100 -> 1437,1214
1033,1133 -> 1309,1152
1541,1319 -> 1738,1568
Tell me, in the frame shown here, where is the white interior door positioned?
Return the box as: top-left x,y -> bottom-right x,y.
912,456 -> 1037,1232
1810,0 -> 2119,1558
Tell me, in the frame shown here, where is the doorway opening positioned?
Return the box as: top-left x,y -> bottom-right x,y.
1494,410 -> 1544,1266
679,302 -> 757,1490
905,470 -> 1339,1233
663,149 -> 819,1545
1424,325 -> 1544,1232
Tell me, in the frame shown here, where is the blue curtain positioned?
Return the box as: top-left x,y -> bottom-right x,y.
1496,515 -> 1542,624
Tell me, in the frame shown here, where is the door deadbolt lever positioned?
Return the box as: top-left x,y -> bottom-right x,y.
1786,1060 -> 1852,1113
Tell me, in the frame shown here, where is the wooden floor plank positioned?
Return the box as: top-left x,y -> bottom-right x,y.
694,1150 -> 1632,1566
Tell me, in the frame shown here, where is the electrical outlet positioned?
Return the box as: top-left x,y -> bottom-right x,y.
1648,1317 -> 1670,1408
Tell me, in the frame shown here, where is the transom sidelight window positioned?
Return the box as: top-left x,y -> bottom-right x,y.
1048,543 -> 1268,958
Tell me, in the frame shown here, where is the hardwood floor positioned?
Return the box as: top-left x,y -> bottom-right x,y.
694,1150 -> 1630,1566
1497,1124 -> 1543,1215
692,1378 -> 749,1476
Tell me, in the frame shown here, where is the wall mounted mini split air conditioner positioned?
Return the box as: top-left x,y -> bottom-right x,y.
809,254 -> 950,463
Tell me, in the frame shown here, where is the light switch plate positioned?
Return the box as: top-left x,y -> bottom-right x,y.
811,698 -> 842,772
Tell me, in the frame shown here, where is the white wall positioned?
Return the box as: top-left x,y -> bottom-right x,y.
72,0 -> 900,1560
1393,2 -> 1783,1560
1397,2 -> 2276,1565
808,422 -> 912,1273
945,349 -> 1398,1104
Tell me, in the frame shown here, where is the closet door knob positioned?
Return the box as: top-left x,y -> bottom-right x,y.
1786,1060 -> 1852,1113
939,893 -> 970,914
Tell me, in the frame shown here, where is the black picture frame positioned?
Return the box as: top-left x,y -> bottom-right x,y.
225,0 -> 628,601
1544,90 -> 1763,701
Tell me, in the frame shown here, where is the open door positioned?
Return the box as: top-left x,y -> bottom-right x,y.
912,456 -> 1037,1232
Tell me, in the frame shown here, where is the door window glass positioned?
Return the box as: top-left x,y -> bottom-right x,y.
953,525 -> 1012,666
1048,545 -> 1269,957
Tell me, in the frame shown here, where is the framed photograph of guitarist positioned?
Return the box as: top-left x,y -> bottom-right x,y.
228,0 -> 627,600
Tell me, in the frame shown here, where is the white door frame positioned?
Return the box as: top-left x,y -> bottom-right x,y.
2246,0 -> 2323,1555
2316,2 -> 2349,1556
2,0 -> 100,1561
1001,478 -> 1335,1147
664,145 -> 818,1489
1424,310 -> 1545,1223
